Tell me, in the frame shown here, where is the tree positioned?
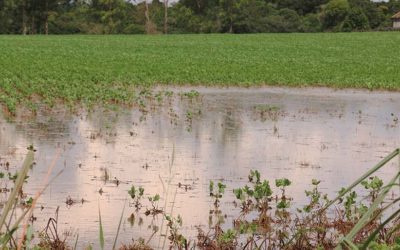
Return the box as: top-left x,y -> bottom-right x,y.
231,0 -> 273,33
0,0 -> 18,33
168,4 -> 200,33
164,0 -> 168,33
180,0 -> 219,15
342,7 -> 369,31
0,0 -> 397,34
321,0 -> 350,30
277,0 -> 329,15
265,8 -> 302,32
219,0 -> 238,32
302,13 -> 322,32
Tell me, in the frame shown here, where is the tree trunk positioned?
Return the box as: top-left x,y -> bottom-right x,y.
145,1 -> 150,24
22,0 -> 27,35
196,0 -> 200,10
164,0 -> 168,34
45,17 -> 48,35
31,15 -> 35,34
229,16 -> 233,33
144,0 -> 151,34
45,0 -> 48,35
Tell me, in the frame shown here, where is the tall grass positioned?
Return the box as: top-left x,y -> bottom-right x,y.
0,150 -> 34,247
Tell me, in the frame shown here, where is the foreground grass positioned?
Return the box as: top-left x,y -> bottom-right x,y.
1,33 -> 400,112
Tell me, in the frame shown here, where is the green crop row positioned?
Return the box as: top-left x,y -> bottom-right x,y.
1,33 -> 400,113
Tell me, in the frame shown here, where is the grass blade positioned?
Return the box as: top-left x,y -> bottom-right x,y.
360,208 -> 400,250
323,148 -> 399,213
346,172 -> 400,240
26,225 -> 33,250
74,233 -> 79,250
99,206 -> 105,250
1,208 -> 30,246
17,149 -> 62,250
0,227 -> 18,246
0,150 -> 34,232
112,200 -> 126,250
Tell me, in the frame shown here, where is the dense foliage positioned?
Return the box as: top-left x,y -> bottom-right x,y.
0,0 -> 400,34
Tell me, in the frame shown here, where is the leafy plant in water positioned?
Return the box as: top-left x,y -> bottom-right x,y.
273,178 -> 293,246
253,104 -> 281,122
145,194 -> 162,216
289,179 -> 332,248
209,181 -> 226,208
343,190 -> 358,221
182,90 -> 200,100
337,188 -> 368,223
275,178 -> 291,210
234,171 -> 274,217
361,176 -> 383,202
217,229 -> 237,247
154,91 -> 163,103
165,214 -> 188,249
248,170 -> 261,184
128,185 -> 145,210
233,187 -> 252,213
303,179 -> 329,213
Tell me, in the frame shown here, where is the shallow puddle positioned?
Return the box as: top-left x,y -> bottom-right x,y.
0,87 -> 399,248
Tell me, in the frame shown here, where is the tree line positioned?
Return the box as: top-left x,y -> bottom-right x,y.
0,0 -> 399,34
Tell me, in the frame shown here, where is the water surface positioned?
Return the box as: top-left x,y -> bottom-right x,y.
0,87 -> 399,248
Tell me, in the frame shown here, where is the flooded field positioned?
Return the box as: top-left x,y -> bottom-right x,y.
0,87 -> 399,249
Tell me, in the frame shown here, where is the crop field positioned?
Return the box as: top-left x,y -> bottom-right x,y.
1,32 -> 400,249
0,32 -> 400,113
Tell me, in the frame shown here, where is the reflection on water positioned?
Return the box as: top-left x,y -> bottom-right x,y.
0,87 -> 399,249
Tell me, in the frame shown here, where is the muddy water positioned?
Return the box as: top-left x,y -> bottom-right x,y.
0,87 -> 399,249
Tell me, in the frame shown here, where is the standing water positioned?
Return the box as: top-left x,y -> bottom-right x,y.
0,87 -> 399,249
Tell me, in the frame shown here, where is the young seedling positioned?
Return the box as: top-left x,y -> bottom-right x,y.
209,181 -> 226,209
361,176 -> 383,202
275,178 -> 291,210
165,214 -> 188,249
145,194 -> 162,216
128,185 -> 145,211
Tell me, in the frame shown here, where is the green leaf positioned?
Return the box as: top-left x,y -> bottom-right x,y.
276,178 -> 291,187
209,180 -> 214,194
98,207 -> 105,250
112,200 -> 126,250
138,187 -> 144,196
312,179 -> 320,185
233,188 -> 244,200
128,185 -> 136,199
217,182 -> 226,194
